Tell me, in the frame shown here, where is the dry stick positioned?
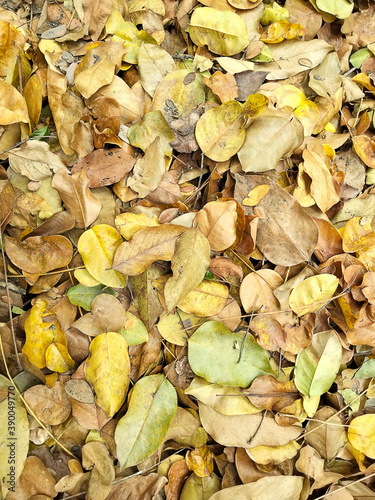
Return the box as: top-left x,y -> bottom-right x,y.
0,224 -> 21,370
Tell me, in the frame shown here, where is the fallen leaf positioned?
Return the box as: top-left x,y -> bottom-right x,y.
115,374 -> 177,468
85,332 -> 130,417
289,274 -> 339,316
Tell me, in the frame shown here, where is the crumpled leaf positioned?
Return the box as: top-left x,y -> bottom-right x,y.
8,141 -> 68,181
113,224 -> 186,276
115,374 -> 177,468
85,332 -> 130,417
188,321 -> 273,387
5,235 -> 73,274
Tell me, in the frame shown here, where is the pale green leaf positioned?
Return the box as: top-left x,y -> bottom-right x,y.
188,321 -> 273,387
115,374 -> 177,468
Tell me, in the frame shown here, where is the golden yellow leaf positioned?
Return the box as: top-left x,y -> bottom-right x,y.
289,274 -> 339,316
190,7 -> 250,56
242,185 -> 270,206
195,101 -> 245,162
247,441 -> 301,465
85,332 -> 130,417
294,100 -> 320,136
45,342 -> 75,373
23,299 -> 69,370
186,445 -> 214,477
115,212 -> 160,240
0,79 -> 29,125
261,21 -> 305,44
78,224 -> 126,288
177,280 -> 228,317
348,414 -> 375,459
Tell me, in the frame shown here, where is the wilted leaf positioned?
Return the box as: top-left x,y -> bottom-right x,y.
138,43 -> 176,96
73,294 -> 126,337
5,235 -> 73,274
78,224 -> 126,288
294,330 -> 342,397
8,141 -> 68,180
52,169 -> 102,228
115,212 -> 160,240
186,445 -> 214,477
113,224 -> 186,276
157,309 -> 201,346
85,332 -> 130,417
180,473 -> 221,500
164,228 -> 210,311
71,148 -> 136,188
115,374 -> 177,468
120,312 -> 149,345
238,110 -> 303,173
188,321 -> 273,387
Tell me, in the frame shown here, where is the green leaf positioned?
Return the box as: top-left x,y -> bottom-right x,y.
67,284 -> 117,311
115,374 -> 177,468
119,312 -> 149,345
354,359 -> 375,379
294,330 -> 342,397
350,48 -> 373,69
30,125 -> 50,140
188,321 -> 273,387
204,270 -> 215,280
316,0 -> 354,19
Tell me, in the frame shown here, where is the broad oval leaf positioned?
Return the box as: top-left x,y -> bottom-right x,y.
115,374 -> 177,468
85,332 -> 130,417
178,280 -> 229,317
78,224 -> 126,288
289,274 -> 339,316
190,8 -> 250,56
294,330 -> 342,397
195,101 -> 245,161
348,414 -> 375,459
188,321 -> 273,387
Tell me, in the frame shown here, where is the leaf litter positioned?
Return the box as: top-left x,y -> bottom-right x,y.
2,0 -> 375,499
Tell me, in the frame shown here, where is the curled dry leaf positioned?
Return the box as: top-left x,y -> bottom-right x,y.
5,234 -> 73,274
243,375 -> 299,412
113,224 -> 186,276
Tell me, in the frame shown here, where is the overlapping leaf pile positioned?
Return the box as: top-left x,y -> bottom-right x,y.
2,0 -> 375,498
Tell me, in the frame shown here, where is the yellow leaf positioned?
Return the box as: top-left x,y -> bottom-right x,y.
274,85 -> 306,110
289,274 -> 339,316
23,299 -> 69,370
190,7 -> 250,56
294,100 -> 320,136
342,217 -> 372,253
195,101 -> 245,162
177,280 -> 228,317
193,200 -> 238,251
0,79 -> 29,125
85,332 -> 130,417
243,185 -> 270,206
261,21 -> 305,44
186,445 -> 214,477
241,93 -> 269,119
78,224 -> 126,288
115,212 -> 160,240
164,228 -> 211,311
247,441 -> 301,465
45,342 -> 75,372
348,414 -> 375,459
74,268 -> 101,287
157,309 -> 202,346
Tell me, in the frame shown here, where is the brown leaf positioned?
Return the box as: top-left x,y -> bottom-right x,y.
23,381 -> 72,425
71,148 -> 136,188
5,235 -> 73,273
5,456 -> 56,500
243,375 -> 299,412
51,169 -> 102,228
